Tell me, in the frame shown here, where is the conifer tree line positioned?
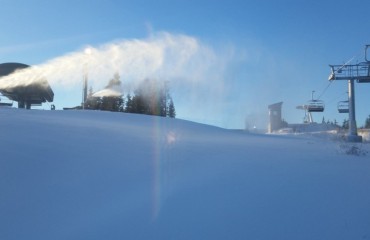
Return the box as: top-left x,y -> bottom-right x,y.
84,74 -> 176,118
340,116 -> 370,129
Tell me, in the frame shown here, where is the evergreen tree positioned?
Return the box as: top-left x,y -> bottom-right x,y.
160,88 -> 167,116
131,91 -> 147,114
365,115 -> 370,128
342,119 -> 349,129
101,96 -> 112,111
167,97 -> 176,118
85,96 -> 101,110
124,78 -> 175,117
132,79 -> 163,115
125,94 -> 133,113
118,96 -> 125,112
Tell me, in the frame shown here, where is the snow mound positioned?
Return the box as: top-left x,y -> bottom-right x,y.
0,108 -> 369,240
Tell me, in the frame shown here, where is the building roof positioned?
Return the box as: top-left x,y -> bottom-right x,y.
268,102 -> 283,110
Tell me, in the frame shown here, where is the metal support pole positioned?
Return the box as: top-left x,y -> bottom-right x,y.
347,79 -> 362,142
18,100 -> 25,109
308,111 -> 313,123
82,75 -> 87,109
348,79 -> 356,135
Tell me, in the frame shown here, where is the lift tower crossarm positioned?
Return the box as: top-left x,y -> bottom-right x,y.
328,44 -> 370,142
329,63 -> 370,82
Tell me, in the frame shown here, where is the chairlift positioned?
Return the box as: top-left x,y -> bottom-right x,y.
337,100 -> 349,113
307,100 -> 325,112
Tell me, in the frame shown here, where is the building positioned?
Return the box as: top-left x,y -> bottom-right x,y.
268,102 -> 283,133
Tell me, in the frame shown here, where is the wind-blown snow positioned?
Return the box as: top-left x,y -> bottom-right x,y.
0,108 -> 369,240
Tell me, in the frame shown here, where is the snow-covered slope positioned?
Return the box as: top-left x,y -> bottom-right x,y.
1,108 -> 369,240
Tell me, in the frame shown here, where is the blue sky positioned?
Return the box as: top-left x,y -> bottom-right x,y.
1,0 -> 370,129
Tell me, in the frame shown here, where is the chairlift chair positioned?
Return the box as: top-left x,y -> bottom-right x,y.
337,100 -> 349,113
307,100 -> 325,112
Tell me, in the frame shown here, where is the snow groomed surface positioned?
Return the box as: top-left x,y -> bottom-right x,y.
0,108 -> 369,240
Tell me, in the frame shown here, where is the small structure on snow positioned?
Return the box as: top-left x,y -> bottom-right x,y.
0,62 -> 54,109
268,102 -> 283,133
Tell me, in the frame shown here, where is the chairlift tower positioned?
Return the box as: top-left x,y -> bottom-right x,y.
296,105 -> 313,123
329,45 -> 370,142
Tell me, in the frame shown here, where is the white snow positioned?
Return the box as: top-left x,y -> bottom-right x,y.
92,88 -> 121,97
1,108 -> 369,240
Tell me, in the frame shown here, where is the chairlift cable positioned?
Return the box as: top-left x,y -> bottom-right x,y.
331,46 -> 364,74
334,55 -> 356,74
316,80 -> 333,100
328,91 -> 347,104
303,47 -> 364,115
317,50 -> 361,100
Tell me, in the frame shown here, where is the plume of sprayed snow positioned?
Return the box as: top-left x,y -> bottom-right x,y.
0,31 -> 236,127
0,32 -> 221,91
92,88 -> 121,98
